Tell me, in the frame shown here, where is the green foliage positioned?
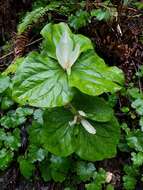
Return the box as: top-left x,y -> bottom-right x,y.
12,22 -> 124,108
0,149 -> 14,170
18,157 -> 35,179
0,107 -> 33,128
18,0 -> 84,34
91,8 -> 113,21
127,130 -> 143,152
0,21 -> 124,179
12,52 -> 75,108
3,57 -> 25,76
69,10 -> 91,29
27,145 -> 46,163
49,155 -> 71,182
123,165 -> 139,190
85,168 -> 106,190
0,74 -> 10,93
0,0 -> 143,188
1,96 -> 14,110
41,103 -> 120,161
132,99 -> 143,115
39,159 -> 51,182
68,1 -> 118,30
128,87 -> 143,130
17,2 -> 61,35
0,128 -> 21,170
106,184 -> 114,190
139,117 -> 143,131
72,93 -> 114,122
32,0 -> 49,9
131,152 -> 143,166
75,161 -> 96,181
133,2 -> 143,9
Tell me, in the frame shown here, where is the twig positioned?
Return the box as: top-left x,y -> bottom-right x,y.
25,37 -> 42,47
0,38 -> 42,61
0,51 -> 13,61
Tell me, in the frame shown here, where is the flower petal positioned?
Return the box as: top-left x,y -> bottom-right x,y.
81,119 -> 96,134
69,44 -> 80,67
78,110 -> 86,117
56,31 -> 73,70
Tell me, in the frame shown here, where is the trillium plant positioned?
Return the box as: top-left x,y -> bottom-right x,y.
10,22 -> 124,161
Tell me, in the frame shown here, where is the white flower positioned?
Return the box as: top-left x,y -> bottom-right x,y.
69,115 -> 78,126
78,110 -> 86,117
69,109 -> 96,135
81,119 -> 96,134
56,31 -> 80,75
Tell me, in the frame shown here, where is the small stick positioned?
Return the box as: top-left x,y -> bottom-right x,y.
0,38 -> 43,61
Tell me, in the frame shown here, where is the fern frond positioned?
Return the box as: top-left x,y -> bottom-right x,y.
17,2 -> 60,35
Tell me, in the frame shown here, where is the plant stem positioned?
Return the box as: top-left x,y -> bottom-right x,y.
65,103 -> 77,115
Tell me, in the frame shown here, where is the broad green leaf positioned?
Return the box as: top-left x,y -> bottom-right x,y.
69,51 -> 124,96
12,23 -> 123,108
0,75 -> 10,93
41,22 -> 71,59
76,161 -> 96,181
41,22 -> 93,59
72,93 -> 113,122
12,52 -> 74,108
18,157 -> 35,179
75,117 -> 120,161
42,108 -> 120,161
41,108 -> 76,156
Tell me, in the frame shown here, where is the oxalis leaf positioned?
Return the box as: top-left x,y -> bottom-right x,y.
41,107 -> 120,161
